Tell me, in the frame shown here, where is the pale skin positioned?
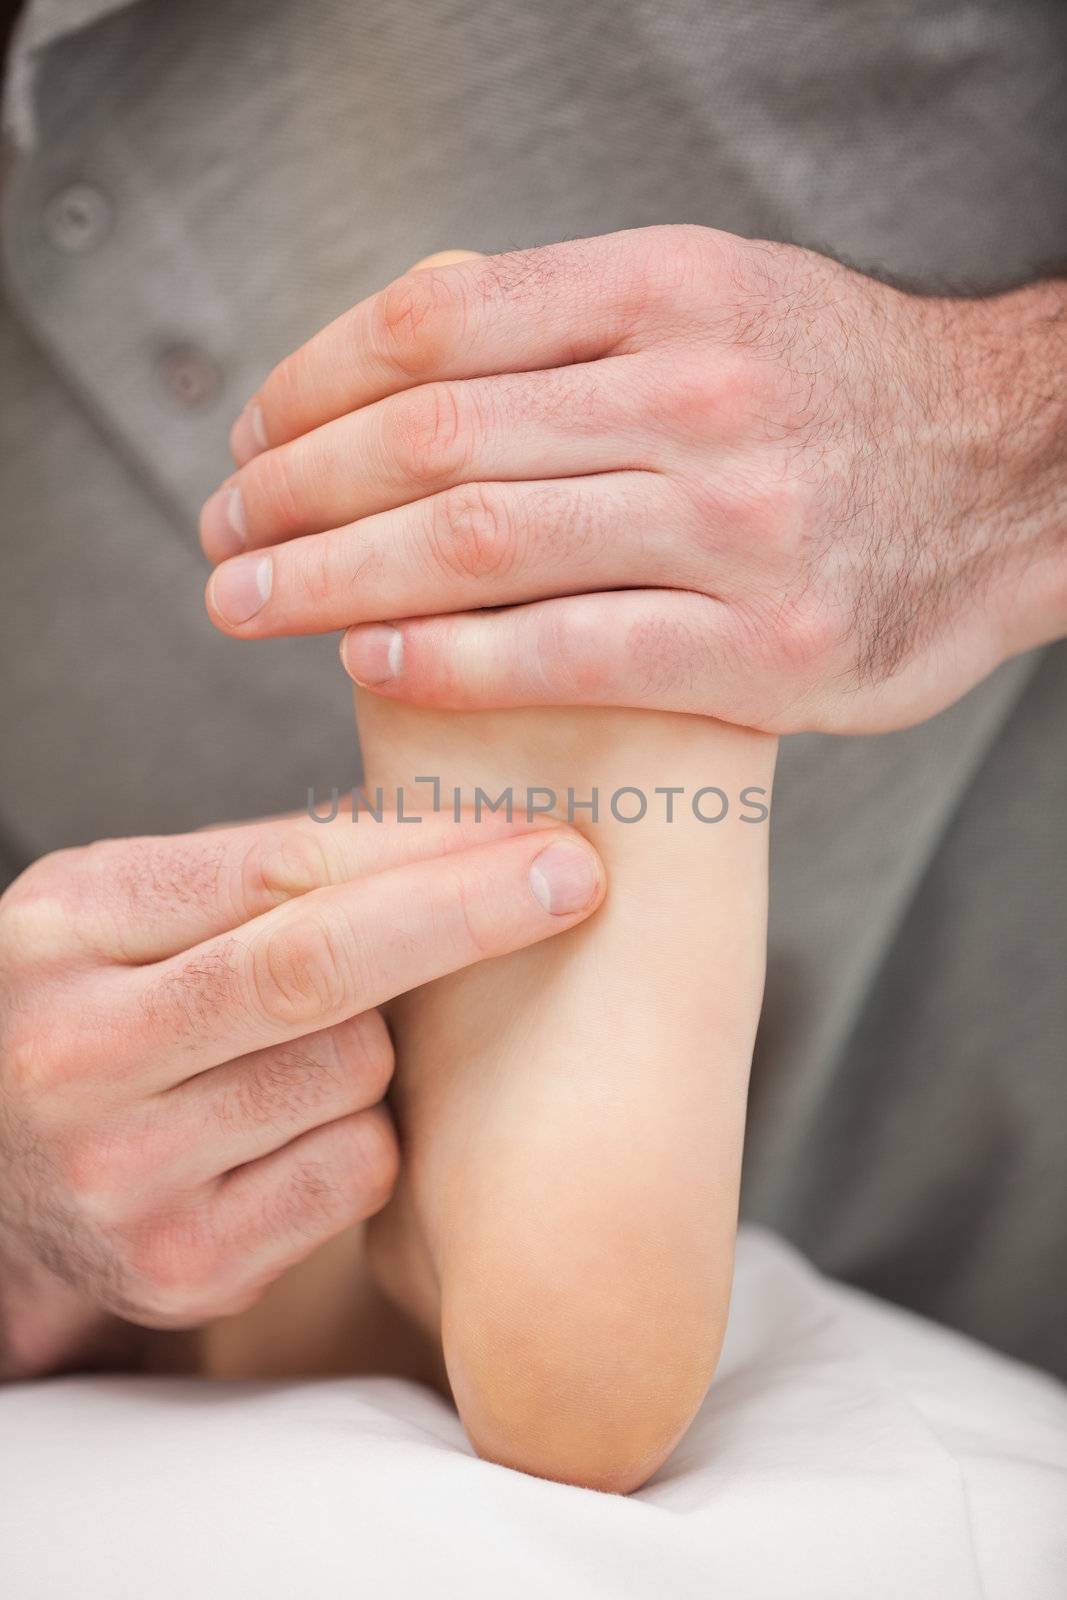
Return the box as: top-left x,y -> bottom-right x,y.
356,697 -> 775,1491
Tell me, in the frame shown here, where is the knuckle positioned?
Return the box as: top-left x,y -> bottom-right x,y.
341,1010 -> 395,1100
730,466 -> 813,562
726,581 -> 837,691
56,1127 -> 137,1220
346,1108 -> 400,1212
250,446 -> 307,535
253,910 -> 352,1029
449,864 -> 503,963
242,830 -> 331,913
263,350 -> 304,430
1,1011 -> 116,1108
758,475 -> 813,560
0,850 -> 82,962
652,353 -> 760,446
376,267 -> 466,378
2,1021 -> 55,1101
681,463 -> 813,572
273,1152 -> 350,1237
770,594 -> 839,674
534,603 -> 616,702
77,837 -> 130,878
640,223 -> 716,299
54,1115 -> 165,1226
289,532 -> 365,614
651,363 -> 721,442
125,1213 -> 221,1324
387,383 -> 472,489
1,1004 -> 120,1107
288,1158 -> 337,1221
76,838 -> 142,915
430,481 -> 522,582
55,1130 -> 110,1197
597,226 -> 724,345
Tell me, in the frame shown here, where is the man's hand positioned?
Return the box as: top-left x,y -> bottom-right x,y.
201,225 -> 1066,733
0,812 -> 603,1377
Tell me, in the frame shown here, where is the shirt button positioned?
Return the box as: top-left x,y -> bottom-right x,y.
42,182 -> 113,253
157,341 -> 223,409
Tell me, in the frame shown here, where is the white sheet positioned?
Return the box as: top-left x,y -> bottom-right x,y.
1,1229 -> 1064,1599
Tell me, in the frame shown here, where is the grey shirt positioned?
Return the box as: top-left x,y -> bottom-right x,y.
1,0 -> 1065,1375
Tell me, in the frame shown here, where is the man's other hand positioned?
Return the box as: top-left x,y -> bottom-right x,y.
203,225 -> 1066,733
0,810 -> 603,1375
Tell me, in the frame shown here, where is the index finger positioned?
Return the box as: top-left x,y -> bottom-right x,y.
55,808 -> 550,966
127,827 -> 606,1087
230,226 -> 711,464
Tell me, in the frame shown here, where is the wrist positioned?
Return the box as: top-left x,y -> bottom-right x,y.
927,280 -> 1067,659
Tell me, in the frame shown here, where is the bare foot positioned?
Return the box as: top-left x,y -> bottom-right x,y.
359,695 -> 776,1492
194,696 -> 773,1492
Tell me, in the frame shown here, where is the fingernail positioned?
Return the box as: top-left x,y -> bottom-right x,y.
529,842 -> 601,916
209,553 -> 272,626
342,624 -> 403,686
230,403 -> 268,466
200,484 -> 246,562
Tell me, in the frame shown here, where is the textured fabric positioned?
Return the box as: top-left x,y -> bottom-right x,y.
2,0 -> 142,145
1,1231 -> 1065,1599
752,641 -> 1067,1377
0,0 -> 1065,1373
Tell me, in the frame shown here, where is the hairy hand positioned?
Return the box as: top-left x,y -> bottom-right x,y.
202,225 -> 1066,732
0,812 -> 602,1375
